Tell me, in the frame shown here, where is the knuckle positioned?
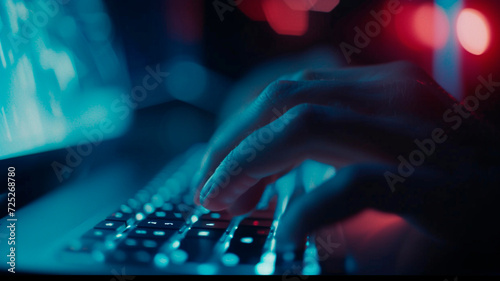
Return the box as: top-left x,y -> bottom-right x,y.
288,103 -> 322,130
297,69 -> 316,80
259,80 -> 298,105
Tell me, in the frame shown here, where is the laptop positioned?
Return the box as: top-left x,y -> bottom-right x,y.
0,0 -> 343,276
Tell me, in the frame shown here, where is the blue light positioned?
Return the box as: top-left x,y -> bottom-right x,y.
262,252 -> 276,263
197,263 -> 218,275
190,215 -> 199,224
197,231 -> 210,237
170,249 -> 188,264
221,253 -> 239,267
171,240 -> 181,249
154,253 -> 169,268
143,203 -> 155,214
255,252 -> 276,275
155,211 -> 166,218
255,262 -> 274,275
302,263 -> 321,275
240,237 -> 253,244
153,231 -> 165,236
135,212 -> 145,221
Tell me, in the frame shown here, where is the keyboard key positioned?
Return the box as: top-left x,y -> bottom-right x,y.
128,228 -> 177,239
116,237 -> 165,260
240,219 -> 273,228
200,211 -> 233,221
192,220 -> 230,230
123,238 -> 139,247
138,219 -> 184,230
94,220 -> 126,232
226,227 -> 268,264
185,228 -> 225,240
116,239 -> 155,263
107,211 -> 135,226
179,237 -> 218,263
148,211 -> 185,221
82,229 -> 117,241
232,226 -> 270,237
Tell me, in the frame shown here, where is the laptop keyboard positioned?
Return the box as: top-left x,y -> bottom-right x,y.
61,144 -> 320,274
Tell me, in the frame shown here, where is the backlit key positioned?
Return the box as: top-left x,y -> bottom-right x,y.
192,220 -> 230,230
138,219 -> 184,230
94,220 -> 126,232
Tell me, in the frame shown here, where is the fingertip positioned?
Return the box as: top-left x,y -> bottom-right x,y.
275,205 -> 308,253
227,177 -> 270,216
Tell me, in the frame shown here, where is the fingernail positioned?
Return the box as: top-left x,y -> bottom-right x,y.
199,182 -> 214,205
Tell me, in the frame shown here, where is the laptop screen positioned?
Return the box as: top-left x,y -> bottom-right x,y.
0,0 -> 130,160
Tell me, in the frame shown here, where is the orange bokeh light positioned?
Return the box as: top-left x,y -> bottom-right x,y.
456,9 -> 491,55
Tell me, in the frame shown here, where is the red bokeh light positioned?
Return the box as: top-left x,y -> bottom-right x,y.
395,3 -> 449,50
262,0 -> 309,36
412,4 -> 449,49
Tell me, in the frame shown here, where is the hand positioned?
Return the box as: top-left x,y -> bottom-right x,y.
192,61 -> 500,267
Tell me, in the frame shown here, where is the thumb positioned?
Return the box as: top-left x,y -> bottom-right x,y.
275,163 -> 401,252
